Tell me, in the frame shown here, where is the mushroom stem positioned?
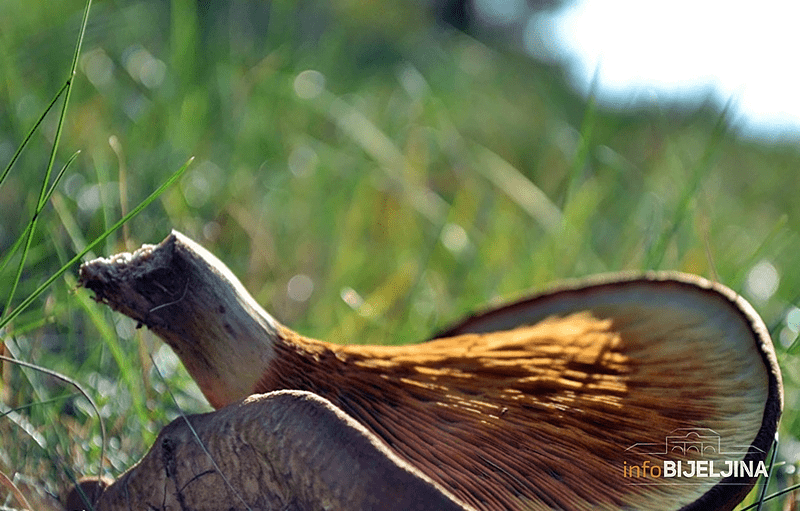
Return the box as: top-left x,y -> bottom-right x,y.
79,231 -> 280,409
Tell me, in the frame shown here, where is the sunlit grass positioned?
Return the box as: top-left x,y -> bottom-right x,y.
1,1 -> 799,509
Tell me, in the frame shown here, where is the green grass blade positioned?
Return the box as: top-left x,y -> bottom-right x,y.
1,150 -> 81,313
564,71 -> 599,209
35,1 -> 91,214
0,80 -> 68,190
0,150 -> 81,277
738,433 -> 782,510
0,156 -> 193,332
70,271 -> 150,425
785,332 -> 800,355
644,101 -> 732,270
740,482 -> 800,510
2,0 -> 92,319
755,433 -> 779,511
45,150 -> 81,201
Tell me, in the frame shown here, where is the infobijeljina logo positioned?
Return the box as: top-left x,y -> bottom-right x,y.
623,428 -> 767,483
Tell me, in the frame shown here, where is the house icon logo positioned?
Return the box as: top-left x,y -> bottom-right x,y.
625,427 -> 762,458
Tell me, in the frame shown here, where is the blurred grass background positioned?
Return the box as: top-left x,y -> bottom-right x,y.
2,0 -> 800,509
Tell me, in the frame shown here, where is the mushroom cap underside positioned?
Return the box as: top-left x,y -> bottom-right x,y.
408,272 -> 783,510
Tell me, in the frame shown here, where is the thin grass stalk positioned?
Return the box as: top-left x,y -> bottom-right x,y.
150,356 -> 255,511
644,99 -> 733,270
0,80 -> 68,190
2,1 -> 92,320
563,68 -> 599,211
0,151 -> 80,276
0,354 -> 105,483
755,434 -> 780,511
0,469 -> 32,511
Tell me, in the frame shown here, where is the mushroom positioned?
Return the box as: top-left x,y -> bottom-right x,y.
72,231 -> 782,511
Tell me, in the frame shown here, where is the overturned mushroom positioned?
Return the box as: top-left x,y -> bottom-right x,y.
73,231 -> 782,511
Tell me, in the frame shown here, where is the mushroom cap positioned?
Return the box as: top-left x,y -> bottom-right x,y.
432,271 -> 783,510
68,391 -> 472,511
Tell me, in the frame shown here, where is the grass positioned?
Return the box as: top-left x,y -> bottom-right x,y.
1,0 -> 800,509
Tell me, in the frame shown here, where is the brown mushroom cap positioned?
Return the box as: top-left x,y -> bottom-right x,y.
78,232 -> 783,511
434,272 -> 783,510
67,391 -> 471,511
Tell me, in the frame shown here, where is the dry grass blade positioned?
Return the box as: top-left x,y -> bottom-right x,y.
0,354 -> 106,482
0,469 -> 32,511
